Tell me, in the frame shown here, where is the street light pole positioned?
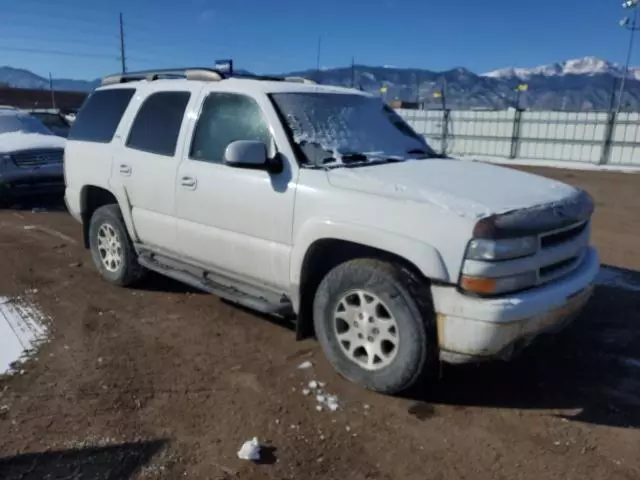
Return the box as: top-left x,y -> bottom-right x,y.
617,1 -> 640,112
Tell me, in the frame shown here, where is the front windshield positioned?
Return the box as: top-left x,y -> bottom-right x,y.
0,112 -> 54,136
270,92 -> 437,167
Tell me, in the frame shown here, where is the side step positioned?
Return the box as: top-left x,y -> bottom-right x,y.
137,251 -> 294,317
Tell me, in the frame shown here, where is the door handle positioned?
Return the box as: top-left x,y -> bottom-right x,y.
180,176 -> 197,189
119,164 -> 132,176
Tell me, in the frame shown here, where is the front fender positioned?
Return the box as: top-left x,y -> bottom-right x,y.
290,218 -> 450,289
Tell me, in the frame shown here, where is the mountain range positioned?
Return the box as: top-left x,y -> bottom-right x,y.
2,56 -> 639,111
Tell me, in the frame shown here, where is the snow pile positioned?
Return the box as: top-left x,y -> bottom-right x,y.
0,296 -> 48,375
304,380 -> 340,412
0,132 -> 65,153
237,437 -> 261,461
297,360 -> 313,370
596,267 -> 640,292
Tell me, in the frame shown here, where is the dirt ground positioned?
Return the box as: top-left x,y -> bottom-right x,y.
0,166 -> 639,480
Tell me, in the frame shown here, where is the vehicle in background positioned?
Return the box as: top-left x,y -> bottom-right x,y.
0,106 -> 66,202
64,67 -> 599,395
26,108 -> 73,138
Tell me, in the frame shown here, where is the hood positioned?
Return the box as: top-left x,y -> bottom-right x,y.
0,132 -> 66,154
326,158 -> 579,219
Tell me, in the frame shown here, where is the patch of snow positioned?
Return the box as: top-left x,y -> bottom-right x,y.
0,296 -> 48,375
328,157 -> 577,220
237,437 -> 261,461
596,266 -> 640,292
304,380 -> 341,412
326,397 -> 339,411
459,155 -> 640,174
273,92 -> 425,167
0,132 -> 65,153
481,57 -> 621,80
297,360 -> 313,370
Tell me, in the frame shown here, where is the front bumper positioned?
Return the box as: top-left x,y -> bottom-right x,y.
0,166 -> 64,197
432,247 -> 600,364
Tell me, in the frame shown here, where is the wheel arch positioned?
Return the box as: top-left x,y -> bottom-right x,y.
80,184 -> 137,248
291,221 -> 449,340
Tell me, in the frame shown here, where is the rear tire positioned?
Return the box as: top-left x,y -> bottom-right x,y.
88,204 -> 145,286
313,258 -> 436,394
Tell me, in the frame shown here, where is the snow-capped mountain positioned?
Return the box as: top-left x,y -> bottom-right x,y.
482,57 -> 626,79
3,56 -> 640,110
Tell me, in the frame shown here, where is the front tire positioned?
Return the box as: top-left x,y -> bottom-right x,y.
88,204 -> 145,286
313,258 -> 436,394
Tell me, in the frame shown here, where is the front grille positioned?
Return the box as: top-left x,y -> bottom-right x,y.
540,221 -> 587,249
540,256 -> 579,278
11,149 -> 64,168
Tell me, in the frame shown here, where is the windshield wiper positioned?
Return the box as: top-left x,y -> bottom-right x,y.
320,154 -> 406,168
406,148 -> 445,158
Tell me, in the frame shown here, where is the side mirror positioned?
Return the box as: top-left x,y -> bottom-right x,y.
223,140 -> 283,174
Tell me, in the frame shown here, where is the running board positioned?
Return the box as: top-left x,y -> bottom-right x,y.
137,250 -> 293,317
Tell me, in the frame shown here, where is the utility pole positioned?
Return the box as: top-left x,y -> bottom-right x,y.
315,35 -> 322,83
119,12 -> 127,74
350,57 -> 355,88
49,72 -> 56,109
617,1 -> 640,112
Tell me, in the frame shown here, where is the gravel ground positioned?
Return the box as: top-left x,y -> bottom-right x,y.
0,167 -> 639,480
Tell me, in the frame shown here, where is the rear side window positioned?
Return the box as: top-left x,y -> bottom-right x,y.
126,91 -> 191,157
68,88 -> 135,143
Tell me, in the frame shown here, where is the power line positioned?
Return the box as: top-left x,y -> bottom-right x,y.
2,10 -> 118,30
10,0 -> 116,18
0,35 -> 118,53
0,21 -> 119,41
0,45 -> 119,60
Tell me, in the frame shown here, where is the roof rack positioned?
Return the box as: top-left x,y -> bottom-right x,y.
283,76 -> 316,84
101,68 -> 226,86
100,68 -> 317,87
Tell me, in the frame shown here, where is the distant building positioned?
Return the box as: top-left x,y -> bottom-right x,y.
0,86 -> 87,112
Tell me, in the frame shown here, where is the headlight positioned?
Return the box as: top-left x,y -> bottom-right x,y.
465,236 -> 538,261
460,271 -> 537,295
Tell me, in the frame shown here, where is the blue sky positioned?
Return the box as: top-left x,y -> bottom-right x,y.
0,0 -> 634,80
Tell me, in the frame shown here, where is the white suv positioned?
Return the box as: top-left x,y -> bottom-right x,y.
64,67 -> 600,393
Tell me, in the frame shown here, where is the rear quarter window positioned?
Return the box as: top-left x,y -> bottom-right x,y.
68,88 -> 135,143
126,91 -> 191,157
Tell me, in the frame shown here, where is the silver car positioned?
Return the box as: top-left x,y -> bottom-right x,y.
0,106 -> 66,202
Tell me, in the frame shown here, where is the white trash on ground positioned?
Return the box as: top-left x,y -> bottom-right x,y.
297,360 -> 313,370
0,296 -> 48,375
237,437 -> 261,461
